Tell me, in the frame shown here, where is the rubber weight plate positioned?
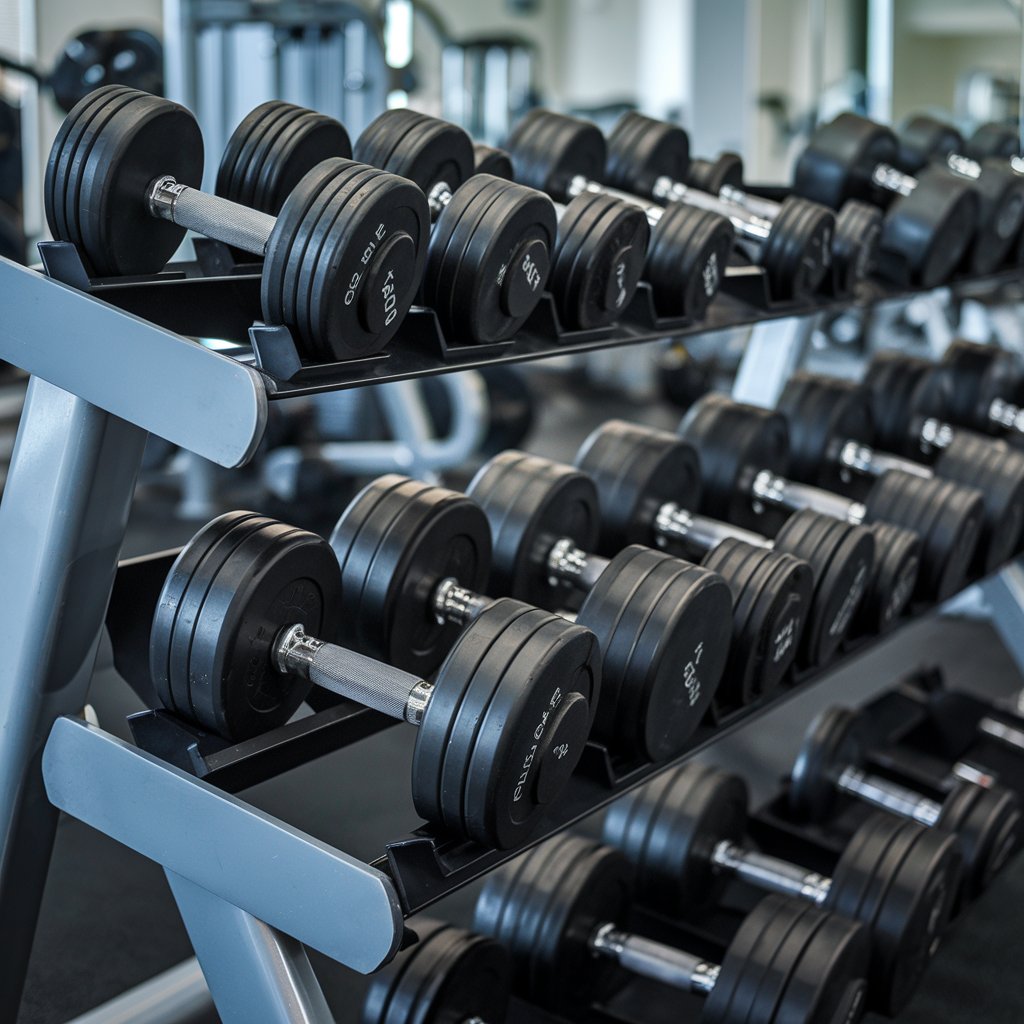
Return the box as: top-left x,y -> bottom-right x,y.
602,762 -> 748,914
760,197 -> 835,301
413,599 -> 599,849
678,393 -> 789,530
828,815 -> 960,1015
504,108 -> 606,200
773,510 -> 874,668
473,833 -> 633,1012
853,522 -> 921,635
936,781 -> 1022,901
550,192 -> 649,329
645,203 -> 734,320
965,123 -> 1020,162
861,352 -> 934,454
897,115 -> 965,174
863,472 -> 983,601
960,162 -> 1024,274
689,153 -> 745,195
262,157 -> 429,360
790,706 -> 867,821
578,545 -> 732,761
605,111 -> 690,197
467,451 -> 601,608
328,475 -> 491,677
361,919 -> 511,1024
942,340 -> 1024,435
423,174 -> 556,343
829,200 -> 882,296
574,419 -> 703,553
702,540 -> 813,711
473,143 -> 514,180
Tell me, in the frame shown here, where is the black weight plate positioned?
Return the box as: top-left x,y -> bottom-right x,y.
50,29 -> 163,114
355,108 -> 473,194
690,153 -> 745,195
828,199 -> 882,296
793,112 -> 900,208
184,517 -> 340,739
864,472 -> 983,601
550,192 -> 650,329
790,706 -> 867,821
934,433 -> 1024,571
703,540 -> 812,710
217,101 -> 293,205
879,172 -> 978,288
965,123 -> 1020,162
574,419 -> 703,553
896,114 -> 964,174
361,919 -> 511,1024
150,511 -> 266,716
467,451 -> 601,608
942,340 -> 1024,435
473,143 -> 514,180
830,815 -> 959,1015
936,782 -> 1022,900
773,510 -> 874,668
777,372 -> 874,493
854,522 -> 921,635
473,834 -> 632,1012
961,163 -> 1024,274
231,104 -> 308,213
760,197 -> 835,301
861,352 -> 932,453
425,175 -> 556,342
645,203 -> 734,320
678,393 -> 789,530
605,111 -> 690,197
578,546 -> 732,761
603,762 -> 748,914
328,474 -> 491,677
504,108 -> 606,200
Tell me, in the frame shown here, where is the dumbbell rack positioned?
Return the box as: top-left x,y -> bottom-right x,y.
2,243 -> 1024,1024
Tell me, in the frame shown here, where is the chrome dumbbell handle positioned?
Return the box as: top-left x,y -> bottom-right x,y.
432,578 -> 492,627
650,175 -> 773,249
836,441 -> 932,482
274,625 -> 432,724
147,176 -> 277,256
836,765 -> 942,828
749,470 -> 867,527
546,538 -> 609,592
567,174 -> 666,229
988,398 -> 1024,436
871,163 -> 918,197
652,502 -> 771,554
711,840 -> 832,905
590,924 -> 720,996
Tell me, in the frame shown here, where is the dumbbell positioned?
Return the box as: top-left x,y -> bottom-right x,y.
567,424 -> 814,707
602,111 -> 844,300
361,918 -> 510,1024
789,368 -> 1024,574
602,761 -> 962,1014
469,142 -> 650,329
474,833 -> 871,1023
149,511 -> 600,848
681,147 -> 883,298
44,87 -> 430,360
789,705 -> 1023,900
895,115 -> 1024,273
792,112 -> 979,287
444,456 -> 732,759
503,108 -> 737,321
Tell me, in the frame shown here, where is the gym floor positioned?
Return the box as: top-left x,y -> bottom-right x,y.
15,367 -> 1024,1023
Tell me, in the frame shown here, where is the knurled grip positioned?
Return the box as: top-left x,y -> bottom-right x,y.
308,642 -> 420,721
167,184 -> 277,256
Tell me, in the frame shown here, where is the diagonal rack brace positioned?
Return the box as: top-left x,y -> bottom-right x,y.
0,256 -> 267,468
42,716 -> 405,974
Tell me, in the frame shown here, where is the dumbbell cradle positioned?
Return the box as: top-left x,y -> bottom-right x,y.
150,510 -> 600,848
503,108 -> 737,321
474,833 -> 871,1023
461,453 -> 734,759
45,87 -> 430,360
471,143 -> 651,330
790,706 -> 1023,900
603,111 -> 842,300
603,761 -> 962,1014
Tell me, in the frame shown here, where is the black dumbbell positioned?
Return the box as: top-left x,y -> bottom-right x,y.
353,108 -> 558,343
683,147 -> 883,298
965,122 -> 1023,162
469,142 -> 651,330
360,918 -> 510,1024
602,761 -> 962,1015
603,111 -> 843,300
44,87 -> 430,360
896,115 -> 1024,273
766,379 -> 987,590
792,112 -> 979,287
503,109 -> 736,321
474,833 -> 871,1023
454,455 -> 732,759
789,706 -> 1023,900
568,423 -> 815,708
149,511 -> 600,848
793,367 -> 1024,575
